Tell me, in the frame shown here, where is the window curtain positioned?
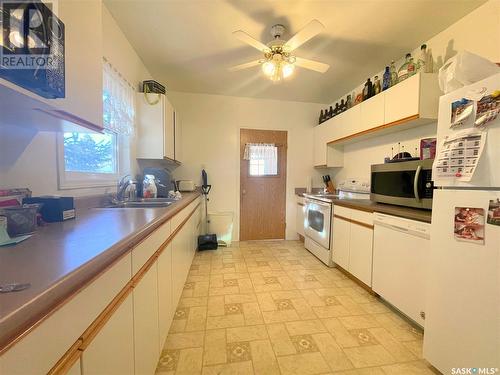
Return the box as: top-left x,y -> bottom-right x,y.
103,59 -> 135,135
243,143 -> 278,174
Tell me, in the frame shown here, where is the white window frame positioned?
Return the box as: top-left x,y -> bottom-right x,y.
56,131 -> 130,190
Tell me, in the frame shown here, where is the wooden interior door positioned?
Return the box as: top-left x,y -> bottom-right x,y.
240,129 -> 287,241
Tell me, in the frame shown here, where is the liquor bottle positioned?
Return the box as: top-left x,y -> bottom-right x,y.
340,99 -> 345,112
334,103 -> 340,116
346,94 -> 352,109
408,57 -> 416,77
373,76 -> 381,95
319,109 -> 324,124
417,44 -> 427,73
362,78 -> 372,100
327,106 -> 333,120
382,66 -> 390,91
398,53 -> 411,82
390,61 -> 398,87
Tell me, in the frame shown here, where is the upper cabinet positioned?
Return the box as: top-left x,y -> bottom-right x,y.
54,0 -> 103,129
0,0 -> 104,132
316,73 -> 440,149
136,93 -> 182,163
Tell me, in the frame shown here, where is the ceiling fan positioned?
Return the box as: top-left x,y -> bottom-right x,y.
229,20 -> 330,82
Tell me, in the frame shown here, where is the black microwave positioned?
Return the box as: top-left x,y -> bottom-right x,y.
370,159 -> 434,210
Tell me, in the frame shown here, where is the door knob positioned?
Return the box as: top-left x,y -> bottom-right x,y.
242,189 -> 247,195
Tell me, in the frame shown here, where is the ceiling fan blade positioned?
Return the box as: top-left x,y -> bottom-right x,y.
233,30 -> 271,53
285,19 -> 325,51
294,57 -> 330,73
228,60 -> 262,72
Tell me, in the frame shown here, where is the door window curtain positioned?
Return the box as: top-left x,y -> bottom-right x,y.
103,58 -> 135,135
243,143 -> 278,175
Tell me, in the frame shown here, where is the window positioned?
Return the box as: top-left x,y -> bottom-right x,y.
63,132 -> 117,174
244,143 -> 278,176
57,59 -> 134,189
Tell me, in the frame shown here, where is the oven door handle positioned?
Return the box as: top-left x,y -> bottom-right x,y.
414,165 -> 422,201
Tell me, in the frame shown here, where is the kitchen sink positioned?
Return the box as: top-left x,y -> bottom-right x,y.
99,198 -> 177,209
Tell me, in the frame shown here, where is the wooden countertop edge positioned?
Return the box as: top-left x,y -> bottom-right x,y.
0,193 -> 201,355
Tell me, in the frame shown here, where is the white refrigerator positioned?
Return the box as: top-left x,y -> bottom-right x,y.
423,73 -> 500,373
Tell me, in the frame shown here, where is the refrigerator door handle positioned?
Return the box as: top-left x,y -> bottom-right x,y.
414,165 -> 422,202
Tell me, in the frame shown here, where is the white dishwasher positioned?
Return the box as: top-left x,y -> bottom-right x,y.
372,213 -> 430,327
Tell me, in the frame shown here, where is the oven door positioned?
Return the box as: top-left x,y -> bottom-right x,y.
304,198 -> 332,249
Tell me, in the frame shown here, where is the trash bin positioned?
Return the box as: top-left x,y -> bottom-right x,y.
208,211 -> 234,246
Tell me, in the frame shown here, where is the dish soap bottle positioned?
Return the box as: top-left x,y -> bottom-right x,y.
398,53 -> 412,82
142,174 -> 158,198
382,66 -> 390,91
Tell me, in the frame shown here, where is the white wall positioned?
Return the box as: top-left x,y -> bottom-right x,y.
0,4 -> 152,196
169,91 -> 323,241
327,0 -> 500,184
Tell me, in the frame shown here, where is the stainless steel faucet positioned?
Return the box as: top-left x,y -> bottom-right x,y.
116,175 -> 138,202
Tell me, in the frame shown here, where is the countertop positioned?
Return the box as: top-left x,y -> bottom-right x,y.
332,199 -> 432,223
0,192 -> 200,352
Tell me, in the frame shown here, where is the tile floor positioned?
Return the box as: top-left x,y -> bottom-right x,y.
155,240 -> 439,375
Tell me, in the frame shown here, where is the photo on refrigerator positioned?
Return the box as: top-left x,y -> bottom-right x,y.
454,207 -> 485,244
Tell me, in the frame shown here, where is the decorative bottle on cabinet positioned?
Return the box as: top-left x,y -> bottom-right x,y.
362,78 -> 372,100
346,94 -> 352,108
373,76 -> 381,95
382,66 -> 390,91
319,110 -> 324,124
328,106 -> 334,119
390,60 -> 398,87
398,53 -> 412,81
408,56 -> 416,77
417,44 -> 427,73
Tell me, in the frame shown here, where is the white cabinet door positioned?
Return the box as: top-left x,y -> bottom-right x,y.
157,245 -> 173,349
172,225 -> 188,306
56,0 -> 103,128
136,93 -> 165,159
82,294 -> 135,375
174,110 -> 182,163
313,123 -> 327,166
133,264 -> 160,375
164,98 -> 175,160
332,216 -> 350,270
384,73 -> 420,124
348,223 -> 373,287
0,254 -> 131,375
296,202 -> 306,236
360,93 -> 385,132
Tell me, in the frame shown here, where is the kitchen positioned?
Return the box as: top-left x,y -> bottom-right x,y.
0,1 -> 499,375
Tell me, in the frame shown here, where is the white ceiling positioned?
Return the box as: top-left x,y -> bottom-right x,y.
104,0 -> 486,104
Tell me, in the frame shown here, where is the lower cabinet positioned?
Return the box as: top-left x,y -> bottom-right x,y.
157,244 -> 174,349
332,216 -> 350,269
82,294 -> 135,375
332,206 -> 374,286
0,197 -> 201,375
296,198 -> 306,237
133,263 -> 160,375
348,224 -> 374,286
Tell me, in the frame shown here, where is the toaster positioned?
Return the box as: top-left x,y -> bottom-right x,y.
177,180 -> 196,192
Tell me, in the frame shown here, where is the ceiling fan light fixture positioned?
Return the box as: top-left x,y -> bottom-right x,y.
282,62 -> 295,78
262,61 -> 275,76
